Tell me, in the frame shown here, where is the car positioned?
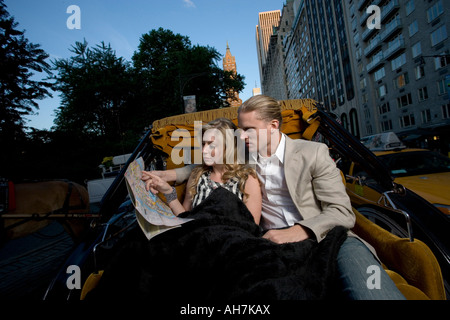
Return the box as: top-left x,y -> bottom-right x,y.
343,132 -> 450,216
43,99 -> 450,301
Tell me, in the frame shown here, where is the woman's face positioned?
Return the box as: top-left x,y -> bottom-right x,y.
202,129 -> 224,166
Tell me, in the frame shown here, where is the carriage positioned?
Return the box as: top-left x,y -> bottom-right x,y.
43,99 -> 449,300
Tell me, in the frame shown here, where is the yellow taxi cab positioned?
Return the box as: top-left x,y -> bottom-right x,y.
344,132 -> 450,216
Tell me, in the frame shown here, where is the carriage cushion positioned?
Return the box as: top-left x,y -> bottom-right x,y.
80,270 -> 104,300
352,208 -> 446,300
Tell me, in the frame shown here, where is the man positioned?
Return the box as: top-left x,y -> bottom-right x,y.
143,95 -> 405,300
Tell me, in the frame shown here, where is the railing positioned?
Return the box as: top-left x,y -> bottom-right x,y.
380,17 -> 402,42
384,37 -> 405,60
364,34 -> 382,57
367,52 -> 384,72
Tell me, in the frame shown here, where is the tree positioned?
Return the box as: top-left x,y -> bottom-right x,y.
132,28 -> 245,121
0,0 -> 53,178
53,40 -> 132,139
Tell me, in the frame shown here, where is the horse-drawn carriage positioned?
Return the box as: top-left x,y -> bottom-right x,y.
42,99 -> 449,300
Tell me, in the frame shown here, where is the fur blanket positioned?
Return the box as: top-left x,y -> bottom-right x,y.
88,187 -> 347,300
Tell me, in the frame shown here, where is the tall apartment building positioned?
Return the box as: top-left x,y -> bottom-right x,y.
349,0 -> 449,151
261,2 -> 295,99
277,0 -> 359,136
256,10 -> 281,86
257,0 -> 450,152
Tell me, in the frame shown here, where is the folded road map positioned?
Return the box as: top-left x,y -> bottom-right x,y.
124,157 -> 192,240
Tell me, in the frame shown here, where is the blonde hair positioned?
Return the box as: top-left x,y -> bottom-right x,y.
187,118 -> 257,201
238,95 -> 282,127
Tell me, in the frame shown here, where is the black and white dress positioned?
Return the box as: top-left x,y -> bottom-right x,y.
192,171 -> 243,208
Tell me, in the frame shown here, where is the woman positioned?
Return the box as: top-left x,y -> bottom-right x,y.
142,118 -> 262,224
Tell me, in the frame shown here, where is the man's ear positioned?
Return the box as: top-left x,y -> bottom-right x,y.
270,119 -> 280,130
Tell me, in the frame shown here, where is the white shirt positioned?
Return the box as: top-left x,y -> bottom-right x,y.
252,134 -> 303,230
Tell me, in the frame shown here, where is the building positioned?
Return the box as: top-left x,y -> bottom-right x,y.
350,0 -> 449,151
252,86 -> 262,96
261,1 -> 294,99
256,0 -> 450,152
222,42 -> 242,107
256,10 -> 281,87
272,0 -> 359,136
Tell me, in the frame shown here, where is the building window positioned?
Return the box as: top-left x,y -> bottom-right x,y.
418,86 -> 428,101
405,0 -> 415,16
427,0 -> 443,23
400,114 -> 416,128
409,20 -> 418,37
362,92 -> 368,104
414,65 -> 425,80
357,62 -> 364,74
360,77 -> 367,89
431,25 -> 447,47
397,93 -> 413,108
411,41 -> 421,58
374,67 -> 385,81
421,109 -> 432,123
376,84 -> 387,98
391,53 -> 406,71
381,120 -> 393,131
355,47 -> 362,60
442,103 -> 450,119
434,54 -> 450,70
437,79 -> 446,95
393,73 -> 409,89
379,102 -> 391,115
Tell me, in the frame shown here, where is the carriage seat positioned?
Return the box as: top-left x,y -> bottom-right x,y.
351,208 -> 446,300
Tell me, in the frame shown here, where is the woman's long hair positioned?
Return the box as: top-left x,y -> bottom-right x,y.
187,118 -> 257,201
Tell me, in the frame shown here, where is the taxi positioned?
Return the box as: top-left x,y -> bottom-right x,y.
344,132 -> 450,216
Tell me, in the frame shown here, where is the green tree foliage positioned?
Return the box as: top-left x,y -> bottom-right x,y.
53,40 -> 132,138
132,27 -> 245,120
0,0 -> 53,178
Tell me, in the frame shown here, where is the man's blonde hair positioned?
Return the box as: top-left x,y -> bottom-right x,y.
238,95 -> 282,127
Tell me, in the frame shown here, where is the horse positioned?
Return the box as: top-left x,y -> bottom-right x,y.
1,180 -> 91,243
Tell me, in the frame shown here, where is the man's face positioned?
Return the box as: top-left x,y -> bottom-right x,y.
238,110 -> 277,156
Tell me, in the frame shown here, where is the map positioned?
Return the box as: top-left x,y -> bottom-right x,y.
124,157 -> 192,239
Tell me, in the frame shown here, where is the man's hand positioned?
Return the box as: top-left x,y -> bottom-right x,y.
263,224 -> 312,244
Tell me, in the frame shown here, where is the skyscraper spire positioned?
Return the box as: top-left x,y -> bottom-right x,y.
222,42 -> 242,107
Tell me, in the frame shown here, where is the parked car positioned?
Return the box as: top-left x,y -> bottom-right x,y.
43,100 -> 450,300
343,132 -> 450,216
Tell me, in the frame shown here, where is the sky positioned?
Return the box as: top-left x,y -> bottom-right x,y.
4,0 -> 286,130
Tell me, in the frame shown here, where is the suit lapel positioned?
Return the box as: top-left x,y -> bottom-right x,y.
284,136 -> 302,202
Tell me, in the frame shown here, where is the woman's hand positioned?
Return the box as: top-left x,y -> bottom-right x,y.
141,171 -> 173,194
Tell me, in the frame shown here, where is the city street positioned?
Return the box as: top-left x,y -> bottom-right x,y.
0,222 -> 74,299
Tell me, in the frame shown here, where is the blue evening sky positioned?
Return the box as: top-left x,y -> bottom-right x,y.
4,0 -> 285,130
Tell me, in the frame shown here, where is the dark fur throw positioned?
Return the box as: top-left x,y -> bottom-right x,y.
87,187 -> 347,300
